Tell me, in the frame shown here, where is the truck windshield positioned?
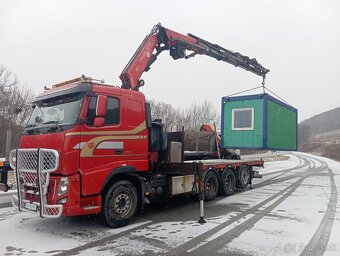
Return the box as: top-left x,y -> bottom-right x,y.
26,92 -> 84,128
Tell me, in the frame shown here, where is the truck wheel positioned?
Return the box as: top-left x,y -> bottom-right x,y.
237,165 -> 251,189
232,154 -> 241,160
204,171 -> 219,201
221,151 -> 231,159
220,169 -> 236,196
102,180 -> 138,228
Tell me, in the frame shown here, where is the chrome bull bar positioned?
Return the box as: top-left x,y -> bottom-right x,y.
10,148 -> 63,218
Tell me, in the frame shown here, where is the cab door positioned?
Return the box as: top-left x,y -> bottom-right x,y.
79,94 -> 124,196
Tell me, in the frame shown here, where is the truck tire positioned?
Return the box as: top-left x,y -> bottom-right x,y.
232,154 -> 241,160
102,180 -> 138,228
204,171 -> 219,201
237,165 -> 251,189
220,168 -> 236,196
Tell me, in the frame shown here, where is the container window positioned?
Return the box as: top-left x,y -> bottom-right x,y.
232,108 -> 254,130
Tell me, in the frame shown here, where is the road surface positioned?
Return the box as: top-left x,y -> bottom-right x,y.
0,152 -> 339,255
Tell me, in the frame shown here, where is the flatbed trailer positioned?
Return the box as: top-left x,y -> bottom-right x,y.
197,159 -> 263,170
150,158 -> 263,223
152,157 -> 263,201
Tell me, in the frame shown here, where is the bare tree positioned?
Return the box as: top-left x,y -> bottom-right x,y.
0,65 -> 18,90
184,100 -> 218,131
183,102 -> 201,131
148,100 -> 181,131
148,99 -> 220,132
0,65 -> 34,156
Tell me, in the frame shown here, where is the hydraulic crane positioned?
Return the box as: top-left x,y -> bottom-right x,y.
120,23 -> 270,90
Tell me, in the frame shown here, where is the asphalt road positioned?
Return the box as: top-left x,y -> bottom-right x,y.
0,152 -> 339,256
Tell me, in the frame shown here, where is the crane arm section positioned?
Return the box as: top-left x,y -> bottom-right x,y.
120,23 -> 269,90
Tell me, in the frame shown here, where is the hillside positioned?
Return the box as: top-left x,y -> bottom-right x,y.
299,107 -> 340,162
300,106 -> 340,135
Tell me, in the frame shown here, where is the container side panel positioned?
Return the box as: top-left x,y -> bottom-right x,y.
267,100 -> 297,150
222,99 -> 263,148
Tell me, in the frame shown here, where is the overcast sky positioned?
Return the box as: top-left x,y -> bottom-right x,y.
1,0 -> 339,122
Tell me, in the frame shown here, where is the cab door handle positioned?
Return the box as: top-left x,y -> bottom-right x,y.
115,149 -> 123,155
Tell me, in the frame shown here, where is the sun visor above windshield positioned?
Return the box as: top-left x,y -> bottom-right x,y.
34,82 -> 93,102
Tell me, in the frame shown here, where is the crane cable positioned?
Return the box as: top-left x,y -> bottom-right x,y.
263,86 -> 292,107
226,81 -> 293,107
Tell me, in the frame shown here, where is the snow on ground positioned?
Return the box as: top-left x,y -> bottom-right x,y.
297,153 -> 340,256
0,208 -> 150,255
216,153 -> 340,256
0,191 -> 16,205
214,177 -> 301,209
242,151 -> 291,162
0,152 -> 339,255
80,214 -> 239,256
220,175 -> 331,255
326,172 -> 340,256
257,153 -> 301,173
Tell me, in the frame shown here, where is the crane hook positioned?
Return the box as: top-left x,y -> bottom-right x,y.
262,75 -> 266,86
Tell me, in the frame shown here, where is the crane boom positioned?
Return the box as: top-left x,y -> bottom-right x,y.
120,23 -> 269,90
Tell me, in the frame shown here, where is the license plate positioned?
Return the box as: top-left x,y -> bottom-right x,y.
24,202 -> 37,211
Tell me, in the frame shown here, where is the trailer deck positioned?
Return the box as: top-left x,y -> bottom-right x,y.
185,159 -> 264,169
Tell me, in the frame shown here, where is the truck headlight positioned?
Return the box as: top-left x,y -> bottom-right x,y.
58,177 -> 69,196
9,150 -> 17,169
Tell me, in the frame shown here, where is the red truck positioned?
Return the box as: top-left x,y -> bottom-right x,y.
3,23 -> 269,227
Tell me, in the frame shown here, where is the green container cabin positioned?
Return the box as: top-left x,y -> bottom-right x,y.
221,93 -> 297,151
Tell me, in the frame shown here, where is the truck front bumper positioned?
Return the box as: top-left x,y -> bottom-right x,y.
12,195 -> 63,218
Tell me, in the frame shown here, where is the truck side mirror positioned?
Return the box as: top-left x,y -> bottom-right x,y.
94,117 -> 105,127
93,95 -> 107,127
96,95 -> 107,117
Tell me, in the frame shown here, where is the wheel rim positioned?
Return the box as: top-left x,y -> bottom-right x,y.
225,175 -> 234,191
240,169 -> 250,185
112,192 -> 132,217
206,178 -> 216,197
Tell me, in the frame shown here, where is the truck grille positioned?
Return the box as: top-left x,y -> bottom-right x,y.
11,148 -> 58,172
10,148 -> 63,218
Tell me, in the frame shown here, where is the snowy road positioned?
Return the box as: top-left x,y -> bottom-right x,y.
0,152 -> 339,255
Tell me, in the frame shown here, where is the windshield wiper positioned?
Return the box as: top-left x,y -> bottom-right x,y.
24,124 -> 41,134
25,124 -> 37,129
42,121 -> 62,131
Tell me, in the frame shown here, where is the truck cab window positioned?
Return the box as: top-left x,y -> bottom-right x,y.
86,96 -> 119,126
86,96 -> 97,126
105,97 -> 120,125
